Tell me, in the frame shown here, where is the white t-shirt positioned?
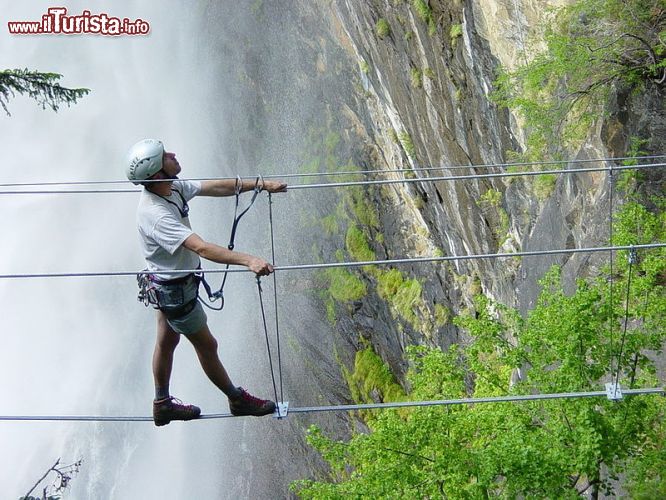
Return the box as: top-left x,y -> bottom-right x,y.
136,180 -> 202,281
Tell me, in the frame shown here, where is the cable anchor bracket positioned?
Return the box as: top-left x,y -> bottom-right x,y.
605,382 -> 623,401
273,401 -> 289,419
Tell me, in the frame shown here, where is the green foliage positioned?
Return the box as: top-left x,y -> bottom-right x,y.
359,59 -> 370,74
617,136 -> 649,194
397,131 -> 416,158
376,18 -> 391,39
343,345 -> 406,406
347,186 -> 380,229
625,421 -> 666,498
376,268 -> 404,299
0,69 -> 89,116
423,66 -> 435,80
295,199 -> 666,496
534,173 -> 557,200
320,214 -> 339,236
324,267 -> 367,302
433,302 -> 450,327
409,67 -> 422,89
324,131 -> 340,152
325,296 -> 337,324
492,0 -> 665,158
345,225 -> 376,262
479,189 -> 511,242
411,0 -> 437,36
449,23 -> 463,44
480,188 -> 502,207
377,268 -> 423,329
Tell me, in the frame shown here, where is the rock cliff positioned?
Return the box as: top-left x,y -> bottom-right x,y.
203,0 -> 663,494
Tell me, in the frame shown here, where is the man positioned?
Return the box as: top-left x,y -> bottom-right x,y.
126,138 -> 287,426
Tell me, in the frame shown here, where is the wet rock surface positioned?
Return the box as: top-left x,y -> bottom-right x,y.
202,0 -> 664,495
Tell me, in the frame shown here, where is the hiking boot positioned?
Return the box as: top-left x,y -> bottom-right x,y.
229,387 -> 276,417
153,396 -> 201,426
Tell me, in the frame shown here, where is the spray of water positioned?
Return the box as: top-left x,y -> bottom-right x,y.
1,1 -> 354,497
2,1 -> 260,497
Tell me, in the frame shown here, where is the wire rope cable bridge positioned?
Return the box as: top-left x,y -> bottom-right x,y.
1,156 -> 665,421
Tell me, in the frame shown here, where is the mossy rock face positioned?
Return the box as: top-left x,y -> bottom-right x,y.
398,132 -> 416,159
449,23 -> 463,44
321,214 -> 339,235
534,174 -> 557,201
326,268 -> 367,302
433,303 -> 450,328
344,345 -> 405,406
410,67 -> 422,89
376,268 -> 425,330
376,18 -> 391,39
377,268 -> 404,300
346,225 -> 376,262
392,278 -> 422,326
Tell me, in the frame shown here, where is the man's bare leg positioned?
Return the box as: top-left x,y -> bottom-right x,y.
185,324 -> 275,416
153,311 -> 180,399
184,324 -> 239,398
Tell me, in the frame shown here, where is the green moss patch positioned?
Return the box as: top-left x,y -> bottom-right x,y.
325,268 -> 367,303
343,345 -> 405,404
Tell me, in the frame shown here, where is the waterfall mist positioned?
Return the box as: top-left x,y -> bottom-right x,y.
1,1 -> 349,498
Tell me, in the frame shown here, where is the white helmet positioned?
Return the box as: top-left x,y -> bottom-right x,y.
126,139 -> 164,185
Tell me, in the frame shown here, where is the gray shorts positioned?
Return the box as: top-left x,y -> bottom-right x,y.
153,275 -> 208,336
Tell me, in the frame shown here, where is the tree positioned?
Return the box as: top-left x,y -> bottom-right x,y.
292,200 -> 665,497
0,69 -> 89,116
19,458 -> 82,500
492,0 -> 665,159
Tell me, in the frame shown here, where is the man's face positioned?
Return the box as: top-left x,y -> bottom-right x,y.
161,151 -> 181,177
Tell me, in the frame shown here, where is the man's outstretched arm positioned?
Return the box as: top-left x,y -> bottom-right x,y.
199,178 -> 287,197
183,233 -> 273,275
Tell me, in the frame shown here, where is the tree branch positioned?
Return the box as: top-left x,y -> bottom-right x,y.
381,447 -> 435,463
22,458 -> 60,500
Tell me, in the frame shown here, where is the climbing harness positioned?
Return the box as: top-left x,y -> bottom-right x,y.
136,176 -> 266,318
136,271 -> 199,319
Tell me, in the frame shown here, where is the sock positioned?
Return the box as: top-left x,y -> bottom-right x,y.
226,385 -> 242,400
155,385 -> 170,401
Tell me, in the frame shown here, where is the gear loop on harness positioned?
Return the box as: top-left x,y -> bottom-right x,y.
136,270 -> 201,319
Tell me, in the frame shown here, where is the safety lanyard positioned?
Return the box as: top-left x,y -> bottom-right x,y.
198,176 -> 264,310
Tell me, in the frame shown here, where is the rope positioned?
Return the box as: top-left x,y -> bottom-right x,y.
1,162 -> 664,195
268,193 -> 284,402
198,177 -> 264,310
256,277 -> 279,405
0,243 -> 663,280
1,155 -> 663,189
2,387 -> 663,422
